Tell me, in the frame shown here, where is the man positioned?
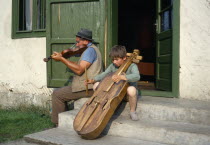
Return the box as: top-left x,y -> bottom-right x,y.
51,28 -> 103,126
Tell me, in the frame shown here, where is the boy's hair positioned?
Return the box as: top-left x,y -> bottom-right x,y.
109,45 -> 127,59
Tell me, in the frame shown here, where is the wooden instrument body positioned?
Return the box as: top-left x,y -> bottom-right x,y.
73,49 -> 142,139
73,72 -> 128,139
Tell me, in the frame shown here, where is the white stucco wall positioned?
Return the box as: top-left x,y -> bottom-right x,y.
0,1 -> 52,107
1,0 -> 210,107
179,0 -> 210,101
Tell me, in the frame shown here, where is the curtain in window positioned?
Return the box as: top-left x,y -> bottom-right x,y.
25,0 -> 33,30
161,0 -> 173,32
37,0 -> 46,29
19,0 -> 32,31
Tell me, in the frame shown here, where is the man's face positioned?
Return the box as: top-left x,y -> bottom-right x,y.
76,37 -> 88,47
112,57 -> 126,67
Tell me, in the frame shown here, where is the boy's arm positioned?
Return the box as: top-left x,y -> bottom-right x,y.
125,63 -> 140,82
94,64 -> 113,82
112,73 -> 127,83
86,64 -> 114,84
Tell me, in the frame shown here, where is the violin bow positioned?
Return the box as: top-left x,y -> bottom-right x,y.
68,43 -> 77,50
85,67 -> 89,95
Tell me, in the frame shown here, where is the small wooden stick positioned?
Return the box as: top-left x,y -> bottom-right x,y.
85,67 -> 89,95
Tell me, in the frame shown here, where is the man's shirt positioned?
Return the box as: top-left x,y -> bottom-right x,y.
81,43 -> 97,64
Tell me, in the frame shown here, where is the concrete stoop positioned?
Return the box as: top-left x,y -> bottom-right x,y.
73,96 -> 210,126
24,128 -> 169,145
24,96 -> 210,145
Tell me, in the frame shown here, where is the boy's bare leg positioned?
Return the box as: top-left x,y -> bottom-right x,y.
93,83 -> 138,120
127,86 -> 137,112
127,86 -> 139,121
93,82 -> 100,91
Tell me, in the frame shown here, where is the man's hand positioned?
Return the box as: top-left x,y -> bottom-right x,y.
51,51 -> 63,61
112,75 -> 127,83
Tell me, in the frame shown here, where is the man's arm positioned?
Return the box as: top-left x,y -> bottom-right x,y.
60,58 -> 91,75
51,51 -> 91,75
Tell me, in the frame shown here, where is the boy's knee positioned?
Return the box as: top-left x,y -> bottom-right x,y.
127,86 -> 137,97
93,82 -> 100,91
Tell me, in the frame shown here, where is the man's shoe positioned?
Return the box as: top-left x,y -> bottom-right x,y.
53,123 -> 58,128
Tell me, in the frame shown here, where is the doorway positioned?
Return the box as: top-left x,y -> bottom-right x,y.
118,0 -> 157,90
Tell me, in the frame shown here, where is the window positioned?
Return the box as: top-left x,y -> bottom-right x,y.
160,0 -> 173,32
12,0 -> 46,38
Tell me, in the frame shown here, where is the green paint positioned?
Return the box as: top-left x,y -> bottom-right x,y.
46,0 -> 105,87
141,0 -> 180,97
12,0 -> 46,39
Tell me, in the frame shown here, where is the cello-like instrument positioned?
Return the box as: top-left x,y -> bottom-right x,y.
73,49 -> 142,139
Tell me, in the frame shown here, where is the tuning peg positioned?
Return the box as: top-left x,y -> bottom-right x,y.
126,53 -> 132,57
133,49 -> 140,55
136,56 -> 143,60
132,59 -> 140,63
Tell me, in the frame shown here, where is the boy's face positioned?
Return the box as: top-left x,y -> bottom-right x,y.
112,57 -> 126,67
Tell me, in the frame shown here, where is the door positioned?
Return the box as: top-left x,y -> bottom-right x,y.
156,0 -> 173,91
46,0 -> 106,87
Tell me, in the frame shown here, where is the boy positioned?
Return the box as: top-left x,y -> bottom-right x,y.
86,45 -> 140,121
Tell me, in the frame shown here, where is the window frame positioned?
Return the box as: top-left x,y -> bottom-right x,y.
12,0 -> 46,39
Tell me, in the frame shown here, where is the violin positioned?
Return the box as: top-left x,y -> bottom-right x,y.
43,44 -> 87,62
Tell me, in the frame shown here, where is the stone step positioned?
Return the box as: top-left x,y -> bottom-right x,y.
58,109 -> 210,145
73,96 -> 210,126
24,128 -> 170,145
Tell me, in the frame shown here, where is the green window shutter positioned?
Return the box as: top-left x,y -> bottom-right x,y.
46,0 -> 106,88
12,0 -> 46,39
156,0 -> 173,91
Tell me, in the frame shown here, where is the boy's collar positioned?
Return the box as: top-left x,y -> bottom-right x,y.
113,63 -> 120,68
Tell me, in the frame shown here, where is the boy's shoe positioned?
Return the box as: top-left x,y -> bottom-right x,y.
130,111 -> 139,121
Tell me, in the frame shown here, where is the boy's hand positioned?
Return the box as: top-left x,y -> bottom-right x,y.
112,75 -> 127,83
85,79 -> 95,85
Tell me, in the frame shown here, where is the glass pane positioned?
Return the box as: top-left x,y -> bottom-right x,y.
161,0 -> 172,10
161,9 -> 172,32
37,0 -> 46,29
19,0 -> 33,31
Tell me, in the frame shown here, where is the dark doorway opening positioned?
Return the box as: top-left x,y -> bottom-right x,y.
118,0 -> 157,90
